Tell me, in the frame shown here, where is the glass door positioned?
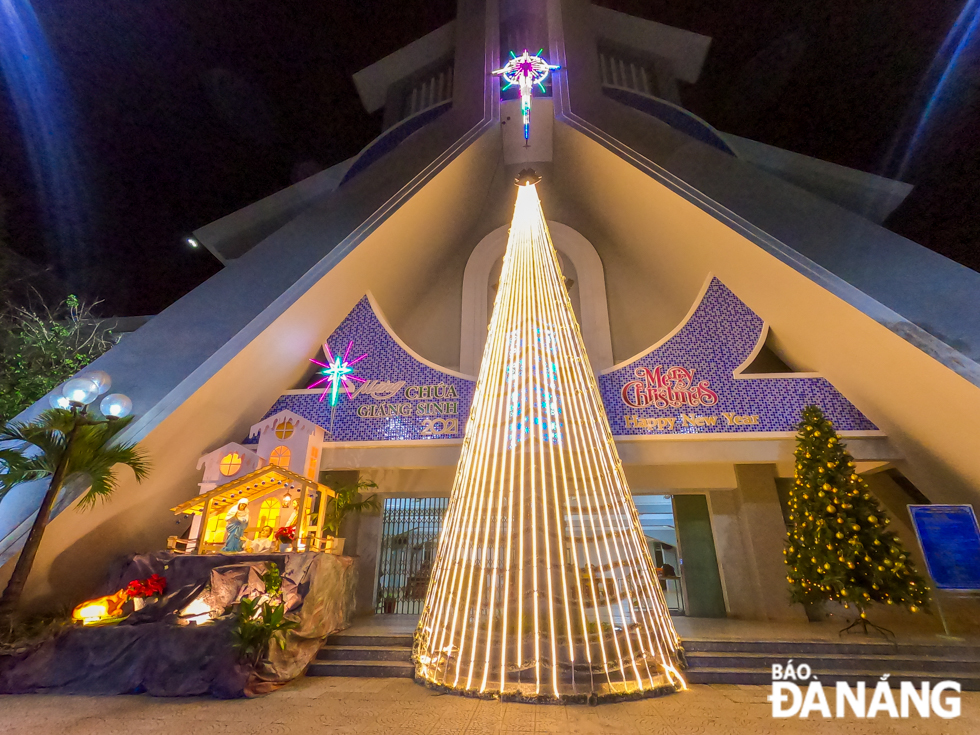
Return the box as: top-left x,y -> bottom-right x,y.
633,494 -> 685,614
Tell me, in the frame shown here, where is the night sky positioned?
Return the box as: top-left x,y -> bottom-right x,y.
0,0 -> 977,316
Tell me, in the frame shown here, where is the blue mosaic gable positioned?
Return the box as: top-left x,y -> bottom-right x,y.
597,277 -> 877,436
261,297 -> 475,442
259,283 -> 875,444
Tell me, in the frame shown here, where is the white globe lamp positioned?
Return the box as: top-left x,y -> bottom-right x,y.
49,393 -> 72,410
81,370 -> 112,395
100,394 -> 133,419
62,377 -> 100,406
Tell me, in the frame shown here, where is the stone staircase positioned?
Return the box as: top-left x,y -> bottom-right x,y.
307,630 -> 980,690
683,639 -> 980,690
308,632 -> 415,678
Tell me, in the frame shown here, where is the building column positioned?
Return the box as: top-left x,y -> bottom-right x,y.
353,512 -> 383,615
707,489 -> 763,619
734,464 -> 807,622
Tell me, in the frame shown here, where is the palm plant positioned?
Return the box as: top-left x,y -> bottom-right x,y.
323,479 -> 380,537
0,408 -> 150,619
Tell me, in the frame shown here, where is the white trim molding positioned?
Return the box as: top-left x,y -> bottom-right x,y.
460,220 -> 614,374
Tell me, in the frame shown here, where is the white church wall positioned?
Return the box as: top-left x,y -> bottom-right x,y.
0,130 -> 502,610
388,241 -> 471,373
552,119 -> 980,511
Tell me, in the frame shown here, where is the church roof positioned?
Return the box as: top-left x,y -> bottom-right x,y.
171,465 -> 332,517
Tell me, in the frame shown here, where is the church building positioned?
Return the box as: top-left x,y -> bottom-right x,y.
2,0 -> 979,635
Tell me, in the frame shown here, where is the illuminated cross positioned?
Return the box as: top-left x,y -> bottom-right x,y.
308,340 -> 367,405
493,49 -> 560,143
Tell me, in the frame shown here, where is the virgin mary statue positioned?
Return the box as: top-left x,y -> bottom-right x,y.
221,501 -> 250,552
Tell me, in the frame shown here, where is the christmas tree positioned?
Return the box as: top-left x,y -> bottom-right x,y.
784,405 -> 930,631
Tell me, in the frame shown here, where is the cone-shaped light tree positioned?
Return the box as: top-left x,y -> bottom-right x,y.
414,176 -> 685,702
784,405 -> 930,631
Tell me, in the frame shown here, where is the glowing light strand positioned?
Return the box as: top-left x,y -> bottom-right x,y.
493,49 -> 560,142
414,181 -> 685,701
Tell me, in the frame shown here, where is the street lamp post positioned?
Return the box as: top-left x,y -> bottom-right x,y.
0,372 -> 133,620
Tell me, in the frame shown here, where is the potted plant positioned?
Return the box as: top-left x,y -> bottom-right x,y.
125,573 -> 167,611
232,598 -> 297,668
382,591 -> 398,614
322,479 -> 380,555
231,563 -> 296,668
274,525 -> 296,551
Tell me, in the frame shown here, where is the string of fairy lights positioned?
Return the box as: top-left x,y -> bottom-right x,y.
414,179 -> 685,701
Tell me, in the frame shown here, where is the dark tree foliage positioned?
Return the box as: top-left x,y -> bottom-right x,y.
0,296 -> 112,422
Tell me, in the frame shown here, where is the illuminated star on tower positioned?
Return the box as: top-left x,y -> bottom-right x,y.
493,49 -> 560,142
308,340 -> 367,405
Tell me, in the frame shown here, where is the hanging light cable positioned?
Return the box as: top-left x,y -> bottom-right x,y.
414,174 -> 686,702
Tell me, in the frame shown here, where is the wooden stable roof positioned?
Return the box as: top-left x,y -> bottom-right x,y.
171,465 -> 334,516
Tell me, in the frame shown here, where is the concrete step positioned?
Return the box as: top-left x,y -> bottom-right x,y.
307,659 -> 416,678
317,645 -> 413,662
682,638 -> 980,659
686,667 -> 980,690
325,634 -> 414,648
685,650 -> 980,675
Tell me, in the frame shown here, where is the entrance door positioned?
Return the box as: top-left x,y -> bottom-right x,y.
673,494 -> 727,618
375,497 -> 449,614
633,495 -> 685,614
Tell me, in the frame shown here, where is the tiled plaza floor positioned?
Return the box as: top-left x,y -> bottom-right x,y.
0,677 -> 975,735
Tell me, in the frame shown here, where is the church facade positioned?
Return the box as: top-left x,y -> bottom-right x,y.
2,0 -> 979,631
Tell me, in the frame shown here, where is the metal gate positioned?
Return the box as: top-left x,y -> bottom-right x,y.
375,497 -> 449,614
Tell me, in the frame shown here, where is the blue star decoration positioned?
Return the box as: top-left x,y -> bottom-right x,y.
308,340 -> 368,405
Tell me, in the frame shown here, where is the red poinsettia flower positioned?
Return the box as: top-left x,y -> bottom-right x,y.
125,573 -> 168,599
275,526 -> 296,543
